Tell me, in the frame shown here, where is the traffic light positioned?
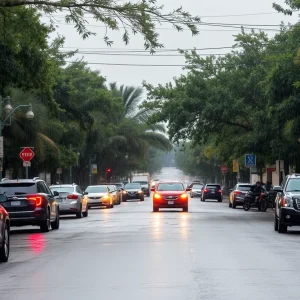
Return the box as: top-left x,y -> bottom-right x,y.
106,168 -> 111,173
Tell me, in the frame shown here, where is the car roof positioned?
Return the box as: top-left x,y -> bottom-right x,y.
206,183 -> 221,185
158,181 -> 184,184
50,184 -> 75,187
0,179 -> 40,183
288,174 -> 300,178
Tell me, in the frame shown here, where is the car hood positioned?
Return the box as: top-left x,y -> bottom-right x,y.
287,192 -> 300,198
155,191 -> 186,196
86,192 -> 107,197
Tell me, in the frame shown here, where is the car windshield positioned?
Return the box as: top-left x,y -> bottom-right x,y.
125,184 -> 141,189
50,186 -> 73,193
107,185 -> 116,191
237,185 -> 251,191
133,181 -> 148,184
192,184 -> 203,189
85,186 -> 107,193
0,182 -> 36,195
286,179 -> 300,192
157,183 -> 184,191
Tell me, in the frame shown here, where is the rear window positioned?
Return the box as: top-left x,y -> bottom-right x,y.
50,186 -> 74,193
157,183 -> 184,191
192,184 -> 203,189
237,185 -> 251,191
132,181 -> 148,185
207,185 -> 221,189
0,182 -> 36,195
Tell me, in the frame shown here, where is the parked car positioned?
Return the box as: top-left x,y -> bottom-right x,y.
274,174 -> 300,233
49,184 -> 88,218
201,184 -> 223,202
0,200 -> 10,262
123,183 -> 144,201
84,185 -> 114,209
190,184 -> 203,198
229,183 -> 252,208
152,181 -> 190,212
0,178 -> 59,232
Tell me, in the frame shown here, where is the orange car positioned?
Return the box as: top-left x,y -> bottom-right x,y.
152,181 -> 190,212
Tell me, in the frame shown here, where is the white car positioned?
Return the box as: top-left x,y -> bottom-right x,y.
85,185 -> 114,209
190,184 -> 204,198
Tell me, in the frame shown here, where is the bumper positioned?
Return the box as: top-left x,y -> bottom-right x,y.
59,203 -> 80,214
233,196 -> 245,205
280,208 -> 300,226
9,208 -> 47,226
203,193 -> 222,200
123,194 -> 144,200
88,201 -> 110,207
153,200 -> 188,209
191,192 -> 202,197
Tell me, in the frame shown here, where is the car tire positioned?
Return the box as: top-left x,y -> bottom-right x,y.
278,218 -> 287,233
218,199 -> 222,202
153,206 -> 159,212
191,195 -> 193,198
202,197 -> 206,202
107,203 -> 114,209
76,206 -> 83,218
274,214 -> 279,231
232,201 -> 237,209
183,206 -> 188,212
40,209 -> 51,233
141,198 -> 144,201
0,222 -> 9,262
229,201 -> 232,208
51,209 -> 60,230
147,193 -> 150,197
83,206 -> 88,217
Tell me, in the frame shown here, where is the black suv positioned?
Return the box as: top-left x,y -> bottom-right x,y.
274,174 -> 300,233
0,178 -> 59,232
201,183 -> 223,202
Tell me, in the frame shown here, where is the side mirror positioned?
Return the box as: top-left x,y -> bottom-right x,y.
186,188 -> 191,191
151,188 -> 155,192
273,186 -> 283,193
83,191 -> 88,195
53,191 -> 59,197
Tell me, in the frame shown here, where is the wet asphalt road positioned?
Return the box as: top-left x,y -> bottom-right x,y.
1,168 -> 300,299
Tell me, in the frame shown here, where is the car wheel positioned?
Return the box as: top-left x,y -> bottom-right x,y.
141,198 -> 144,201
183,206 -> 188,212
40,209 -> 51,233
278,218 -> 288,233
153,206 -> 159,212
0,222 -> 9,262
218,198 -> 222,202
229,201 -> 232,208
232,201 -> 237,209
191,195 -> 193,198
202,197 -> 206,202
83,206 -> 88,217
51,209 -> 60,230
76,206 -> 83,218
274,214 -> 279,231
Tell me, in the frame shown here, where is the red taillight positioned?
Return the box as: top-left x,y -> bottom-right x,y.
67,194 -> 78,200
204,189 -> 208,193
27,196 -> 43,206
282,197 -> 287,207
218,190 -> 222,194
234,191 -> 242,195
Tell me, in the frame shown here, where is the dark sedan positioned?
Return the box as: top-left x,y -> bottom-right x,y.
229,183 -> 251,208
123,183 -> 144,201
0,200 -> 10,262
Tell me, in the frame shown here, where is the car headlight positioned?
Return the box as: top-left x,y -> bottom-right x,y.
138,190 -> 143,194
285,197 -> 294,207
122,191 -> 127,194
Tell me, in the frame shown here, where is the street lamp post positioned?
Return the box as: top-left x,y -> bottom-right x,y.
0,96 -> 34,180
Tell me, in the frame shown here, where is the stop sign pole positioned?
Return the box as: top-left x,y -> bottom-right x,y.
20,147 -> 35,179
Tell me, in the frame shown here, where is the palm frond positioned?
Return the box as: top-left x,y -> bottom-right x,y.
141,132 -> 173,151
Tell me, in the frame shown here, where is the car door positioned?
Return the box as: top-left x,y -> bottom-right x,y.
76,186 -> 86,211
110,186 -> 118,204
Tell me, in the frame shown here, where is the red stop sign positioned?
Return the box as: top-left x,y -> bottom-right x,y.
221,165 -> 228,174
19,147 -> 35,162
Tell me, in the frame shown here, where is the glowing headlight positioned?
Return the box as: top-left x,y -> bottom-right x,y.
138,190 -> 143,194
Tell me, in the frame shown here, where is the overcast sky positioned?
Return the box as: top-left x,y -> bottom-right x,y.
44,0 -> 299,87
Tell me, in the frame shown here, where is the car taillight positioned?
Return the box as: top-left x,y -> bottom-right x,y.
67,194 -> 78,200
204,189 -> 208,193
282,197 -> 287,207
27,196 -> 43,206
154,193 -> 162,200
234,191 -> 242,195
218,190 -> 222,194
180,194 -> 188,200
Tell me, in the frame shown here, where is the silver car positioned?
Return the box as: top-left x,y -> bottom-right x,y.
190,184 -> 203,198
85,185 -> 114,209
49,184 -> 88,218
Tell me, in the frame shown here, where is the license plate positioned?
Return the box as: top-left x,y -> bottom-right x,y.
11,201 -> 21,206
168,201 -> 174,205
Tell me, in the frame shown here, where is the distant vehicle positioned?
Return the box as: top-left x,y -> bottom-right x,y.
49,184 -> 88,218
100,184 -> 122,205
190,184 -> 203,198
187,181 -> 201,189
0,178 -> 59,232
84,185 -> 114,209
152,181 -> 191,212
201,184 -> 223,202
0,201 -> 10,262
229,183 -> 252,208
123,183 -> 144,201
132,173 -> 150,196
274,174 -> 300,233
